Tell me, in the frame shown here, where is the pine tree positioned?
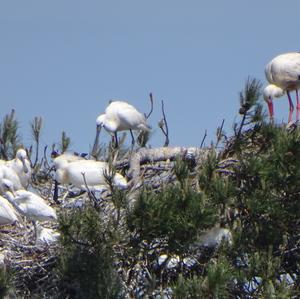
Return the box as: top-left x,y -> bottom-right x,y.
2,80 -> 300,298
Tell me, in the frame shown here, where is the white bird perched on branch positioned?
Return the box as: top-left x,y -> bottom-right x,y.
92,100 -> 151,152
264,52 -> 300,123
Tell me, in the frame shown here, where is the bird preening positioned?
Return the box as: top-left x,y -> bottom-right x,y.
92,100 -> 151,155
264,52 -> 300,124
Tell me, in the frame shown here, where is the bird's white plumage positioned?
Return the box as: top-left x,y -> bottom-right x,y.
53,155 -> 127,191
197,227 -> 233,248
1,149 -> 31,189
0,196 -> 20,225
6,149 -> 31,188
93,100 -> 150,151
4,190 -> 57,222
265,52 -> 300,90
65,160 -> 127,190
97,100 -> 150,133
263,84 -> 285,101
52,153 -> 84,184
52,152 -> 84,168
35,223 -> 60,246
264,52 -> 300,122
0,164 -> 23,193
1,179 -> 57,242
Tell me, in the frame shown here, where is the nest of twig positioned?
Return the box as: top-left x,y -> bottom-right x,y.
0,147 -> 214,297
0,221 -> 59,297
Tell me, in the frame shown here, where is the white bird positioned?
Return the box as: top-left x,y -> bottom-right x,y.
52,152 -> 84,181
0,195 -> 20,226
51,152 -> 86,202
4,189 -> 57,223
265,52 -> 300,123
54,158 -> 127,191
35,223 -> 60,246
1,148 -> 31,189
1,179 -> 57,241
196,227 -> 233,249
0,163 -> 23,193
92,100 -> 150,151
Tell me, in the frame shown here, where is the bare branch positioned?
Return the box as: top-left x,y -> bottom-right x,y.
127,146 -> 210,186
81,172 -> 99,209
146,92 -> 154,119
215,118 -> 225,148
158,100 -> 169,147
200,129 -> 207,148
31,116 -> 43,168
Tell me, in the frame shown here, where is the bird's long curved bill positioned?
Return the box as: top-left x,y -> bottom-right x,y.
92,125 -> 102,157
21,157 -> 29,173
267,98 -> 274,120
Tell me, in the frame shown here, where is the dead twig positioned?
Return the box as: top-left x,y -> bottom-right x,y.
146,93 -> 154,119
215,119 -> 225,148
200,129 -> 207,148
81,172 -> 99,209
158,100 -> 169,147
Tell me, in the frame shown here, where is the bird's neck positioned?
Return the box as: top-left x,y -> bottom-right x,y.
104,119 -> 118,133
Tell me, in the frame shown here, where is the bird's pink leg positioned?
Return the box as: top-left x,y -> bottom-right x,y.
296,90 -> 300,121
287,91 -> 294,123
267,97 -> 274,121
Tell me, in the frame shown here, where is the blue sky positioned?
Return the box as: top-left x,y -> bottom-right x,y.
1,1 -> 299,153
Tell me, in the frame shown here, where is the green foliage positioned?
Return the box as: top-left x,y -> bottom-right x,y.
30,116 -> 43,167
231,125 -> 300,250
172,274 -> 204,299
127,160 -> 217,252
30,116 -> 43,145
57,204 -> 121,299
4,78 -> 300,297
239,77 -> 262,115
60,131 -> 71,153
201,257 -> 234,298
0,267 -> 11,298
0,109 -> 21,159
172,257 -> 234,299
221,124 -> 300,296
199,152 -> 235,208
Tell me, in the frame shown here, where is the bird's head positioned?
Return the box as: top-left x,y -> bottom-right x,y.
263,84 -> 285,121
92,114 -> 106,157
16,148 -> 30,173
263,84 -> 285,102
96,114 -> 106,131
51,150 -> 60,159
1,179 -> 15,195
